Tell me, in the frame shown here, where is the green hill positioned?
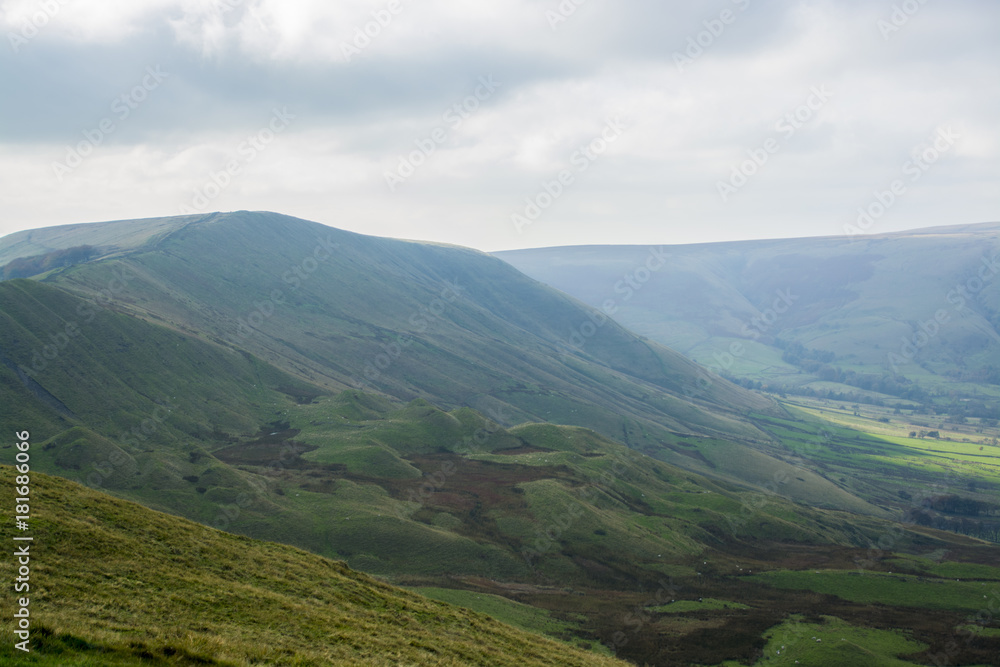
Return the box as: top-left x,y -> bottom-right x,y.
0,467 -> 628,666
3,214 -> 999,665
495,223 -> 1000,413
0,212 -> 844,502
0,276 -> 885,580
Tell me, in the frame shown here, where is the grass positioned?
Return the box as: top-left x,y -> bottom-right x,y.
746,403 -> 1000,542
2,213 -> 1000,665
720,615 -> 929,666
408,587 -> 604,652
30,210 -> 777,462
750,570 -> 1000,614
0,467 -> 627,667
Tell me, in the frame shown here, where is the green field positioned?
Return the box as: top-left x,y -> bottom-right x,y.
750,570 -> 1000,614
722,615 -> 930,667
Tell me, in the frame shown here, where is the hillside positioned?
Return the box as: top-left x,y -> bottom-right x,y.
495,223 -> 1000,413
2,215 -> 996,530
0,212 -> 832,497
1,216 -> 999,665
0,277 -> 887,577
0,467 -> 628,666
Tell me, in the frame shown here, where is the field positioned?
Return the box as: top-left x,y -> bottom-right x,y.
742,398 -> 1000,543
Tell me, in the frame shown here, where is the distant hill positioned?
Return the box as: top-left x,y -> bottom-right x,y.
496,223 -> 1000,413
0,467 -> 628,666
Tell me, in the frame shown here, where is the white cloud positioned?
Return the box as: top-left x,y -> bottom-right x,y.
0,0 -> 997,249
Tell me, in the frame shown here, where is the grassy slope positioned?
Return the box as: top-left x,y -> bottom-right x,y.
1,306 -> 998,665
0,468 -> 628,667
3,216 -> 1000,664
204,393 -> 1000,665
0,278 -> 329,537
3,211 -> 893,512
494,223 -> 1000,402
28,211 -> 780,448
0,278 -> 888,582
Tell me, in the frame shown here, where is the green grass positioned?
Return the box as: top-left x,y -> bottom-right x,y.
721,615 -> 929,666
745,404 -> 1000,541
409,587 -> 599,650
0,467 -> 627,667
3,213 -> 1000,665
750,570 -> 1000,613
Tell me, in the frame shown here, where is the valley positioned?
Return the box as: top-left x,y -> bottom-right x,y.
1,212 -> 998,666
495,223 -> 1000,420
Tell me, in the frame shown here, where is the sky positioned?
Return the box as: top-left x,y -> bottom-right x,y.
0,0 -> 997,252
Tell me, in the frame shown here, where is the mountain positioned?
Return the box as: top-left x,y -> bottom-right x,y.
0,467 -> 628,666
495,223 -> 1000,412
2,214 -> 999,665
2,212 -> 848,495
3,213 -> 995,522
0,276 -> 886,572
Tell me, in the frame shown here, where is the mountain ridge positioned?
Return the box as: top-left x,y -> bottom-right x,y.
495,222 -> 1000,409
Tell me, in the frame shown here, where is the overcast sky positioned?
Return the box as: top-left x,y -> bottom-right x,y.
0,0 -> 997,251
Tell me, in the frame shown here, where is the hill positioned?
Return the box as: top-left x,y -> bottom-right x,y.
0,212 -> 842,500
0,467 -> 628,666
1,216 -> 999,664
495,222 -> 1000,415
2,214 -> 996,534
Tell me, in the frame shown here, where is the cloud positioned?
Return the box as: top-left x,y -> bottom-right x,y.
0,0 -> 997,250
